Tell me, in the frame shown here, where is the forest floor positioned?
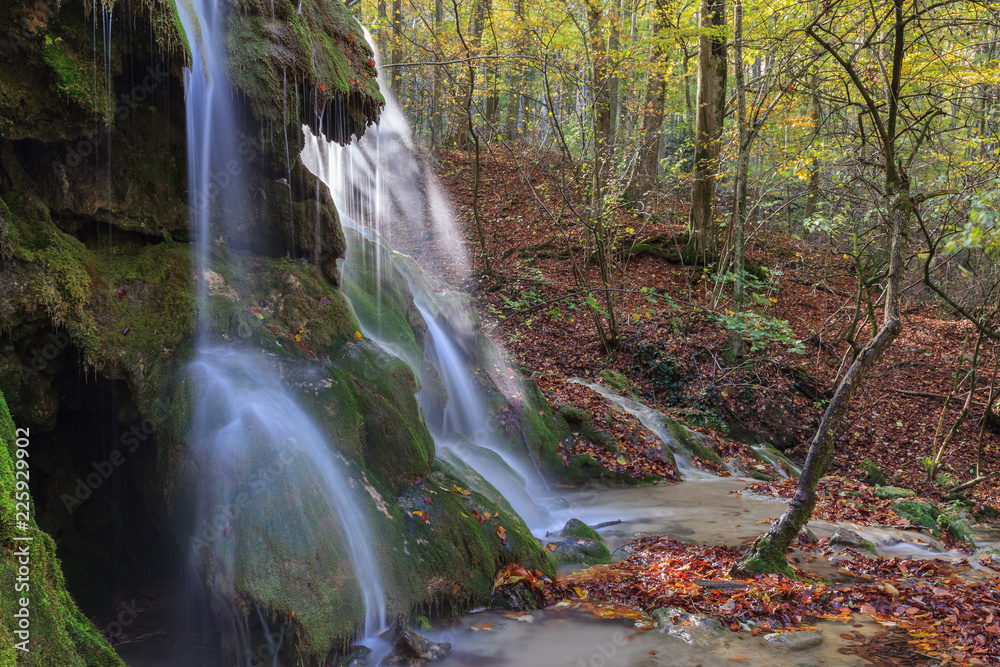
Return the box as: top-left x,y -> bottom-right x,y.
426,145 -> 1000,508
408,145 -> 1000,665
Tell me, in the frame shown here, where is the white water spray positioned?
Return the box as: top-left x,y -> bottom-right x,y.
173,0 -> 388,656
301,31 -> 563,533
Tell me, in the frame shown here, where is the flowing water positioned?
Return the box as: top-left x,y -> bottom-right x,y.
576,381 -> 719,481
172,0 -> 388,659
300,32 -> 557,535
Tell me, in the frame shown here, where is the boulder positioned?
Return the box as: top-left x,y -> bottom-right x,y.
382,613 -> 451,666
829,528 -> 878,557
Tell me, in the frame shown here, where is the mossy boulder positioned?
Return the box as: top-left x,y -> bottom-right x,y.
829,528 -> 877,558
596,369 -> 637,397
860,459 -> 887,486
892,500 -> 938,529
226,0 -> 384,145
874,486 -> 916,500
559,518 -> 603,542
659,416 -> 723,466
546,537 -> 611,565
0,390 -> 123,666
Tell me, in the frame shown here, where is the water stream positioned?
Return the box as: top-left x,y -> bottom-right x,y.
300,32 -> 556,535
172,0 -> 388,659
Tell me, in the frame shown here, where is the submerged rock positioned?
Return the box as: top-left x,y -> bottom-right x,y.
829,528 -> 878,558
382,613 -> 451,666
764,630 -> 824,651
652,607 -> 725,645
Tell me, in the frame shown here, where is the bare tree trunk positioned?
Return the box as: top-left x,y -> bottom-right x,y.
731,0 -> 748,344
504,0 -> 526,138
608,0 -> 620,140
731,181 -> 909,576
686,0 -> 727,260
588,0 -> 619,351
390,0 -> 403,93
640,0 -> 667,179
804,89 -> 823,219
430,0 -> 444,148
377,0 -> 388,58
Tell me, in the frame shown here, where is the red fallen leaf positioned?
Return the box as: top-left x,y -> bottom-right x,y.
319,82 -> 327,92
367,57 -> 376,67
116,288 -> 127,299
495,524 -> 508,545
424,497 -> 432,504
471,509 -> 486,524
122,326 -> 131,335
347,32 -> 355,42
412,511 -> 429,523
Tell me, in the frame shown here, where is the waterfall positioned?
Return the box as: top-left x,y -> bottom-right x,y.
301,31 -> 555,532
173,0 -> 388,657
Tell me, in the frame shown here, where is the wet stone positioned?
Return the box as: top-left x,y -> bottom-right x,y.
829,528 -> 878,558
546,536 -> 612,564
764,630 -> 824,651
651,607 -> 725,646
336,645 -> 371,666
382,613 -> 451,666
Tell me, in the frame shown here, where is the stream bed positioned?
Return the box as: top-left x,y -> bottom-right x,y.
114,476 -> 970,666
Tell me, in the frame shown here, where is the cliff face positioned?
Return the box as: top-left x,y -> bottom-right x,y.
0,3 -> 561,665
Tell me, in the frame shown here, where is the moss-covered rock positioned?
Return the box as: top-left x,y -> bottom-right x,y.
892,500 -> 938,529
873,486 -> 916,500
0,390 -> 123,666
559,518 -> 603,542
829,528 -> 877,558
860,459 -> 887,486
659,416 -> 723,466
546,537 -> 611,565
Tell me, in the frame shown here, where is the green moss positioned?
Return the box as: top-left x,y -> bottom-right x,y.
0,391 -> 123,666
860,459 -> 887,486
661,417 -> 722,466
225,0 -> 383,139
892,500 -> 938,529
730,534 -> 796,579
560,518 -> 602,542
873,486 -> 916,500
41,35 -> 112,120
596,369 -> 636,397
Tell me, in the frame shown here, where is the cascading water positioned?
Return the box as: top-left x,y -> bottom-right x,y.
173,0 -> 388,659
301,32 -> 556,532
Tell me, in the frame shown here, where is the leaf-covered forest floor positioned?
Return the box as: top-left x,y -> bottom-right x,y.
428,146 -> 1000,509
400,145 -> 1000,664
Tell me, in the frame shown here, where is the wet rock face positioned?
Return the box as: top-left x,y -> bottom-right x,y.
652,607 -> 726,646
829,528 -> 878,558
382,614 -> 451,666
545,518 -> 612,565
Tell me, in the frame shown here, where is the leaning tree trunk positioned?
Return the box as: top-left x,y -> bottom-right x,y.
686,0 -> 727,260
731,177 -> 910,577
